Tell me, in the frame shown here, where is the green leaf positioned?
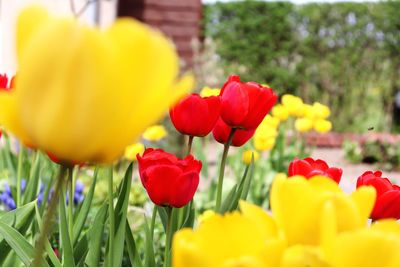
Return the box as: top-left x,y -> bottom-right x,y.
74,235 -> 88,265
72,167 -> 98,245
85,202 -> 108,267
193,140 -> 209,178
143,216 -> 155,267
23,152 -> 41,204
0,202 -> 36,264
125,219 -> 143,267
182,202 -> 196,229
157,206 -> 168,233
219,184 -> 238,214
0,220 -> 49,267
240,155 -> 255,200
59,191 -> 75,267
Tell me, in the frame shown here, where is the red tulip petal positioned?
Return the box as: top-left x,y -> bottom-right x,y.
372,190 -> 400,220
170,171 -> 200,208
325,167 -> 343,183
142,165 -> 182,207
220,81 -> 249,127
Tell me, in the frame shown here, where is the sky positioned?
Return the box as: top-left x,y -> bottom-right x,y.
203,0 -> 381,4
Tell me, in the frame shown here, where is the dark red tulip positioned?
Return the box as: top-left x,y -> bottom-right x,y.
170,93 -> 221,137
219,75 -> 278,130
47,152 -> 85,167
212,117 -> 255,147
137,148 -> 202,208
288,157 -> 342,183
357,171 -> 400,220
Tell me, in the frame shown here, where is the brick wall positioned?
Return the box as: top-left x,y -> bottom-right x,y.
117,0 -> 202,67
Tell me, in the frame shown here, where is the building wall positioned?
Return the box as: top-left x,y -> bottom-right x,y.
117,0 -> 202,67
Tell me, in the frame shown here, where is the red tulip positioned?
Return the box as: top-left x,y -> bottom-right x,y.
357,171 -> 400,220
47,152 -> 85,167
212,117 -> 255,147
170,94 -> 221,137
137,148 -> 202,208
219,75 -> 278,130
0,74 -> 15,91
288,157 -> 342,183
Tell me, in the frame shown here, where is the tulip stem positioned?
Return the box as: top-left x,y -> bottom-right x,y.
108,165 -> 115,267
16,145 -> 24,207
33,165 -> 67,267
163,206 -> 173,267
215,128 -> 236,212
68,167 -> 74,242
187,136 -> 194,156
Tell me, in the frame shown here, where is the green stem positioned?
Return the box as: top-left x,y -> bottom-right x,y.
68,167 -> 74,242
108,165 -> 115,267
16,146 -> 24,207
215,128 -> 236,211
32,165 -> 67,267
163,206 -> 173,267
187,136 -> 194,156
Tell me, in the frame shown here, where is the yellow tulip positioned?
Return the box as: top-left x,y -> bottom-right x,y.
142,125 -> 167,142
312,102 -> 331,119
0,6 -> 193,163
200,86 -> 220,97
272,104 -> 290,121
198,210 -> 216,225
124,143 -> 145,161
254,124 -> 277,151
242,149 -> 260,165
254,136 -> 276,151
314,119 -> 332,134
261,115 -> 280,129
294,118 -> 313,133
281,94 -> 305,117
173,201 -> 284,267
270,175 -> 376,246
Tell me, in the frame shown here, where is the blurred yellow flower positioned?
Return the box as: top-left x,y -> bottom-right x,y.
142,125 -> 167,142
312,102 -> 331,119
282,94 -> 305,117
0,6 -> 193,163
198,210 -> 216,225
254,124 -> 278,151
124,143 -> 145,161
173,201 -> 284,267
200,86 -> 220,97
242,149 -> 260,165
272,104 -> 290,121
314,119 -> 332,134
270,175 -> 376,246
295,118 -> 313,133
261,115 -> 280,129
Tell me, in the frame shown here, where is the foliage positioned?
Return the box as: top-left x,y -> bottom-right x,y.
203,1 -> 400,133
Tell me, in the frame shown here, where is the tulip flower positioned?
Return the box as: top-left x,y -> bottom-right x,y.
219,75 -> 277,130
170,93 -> 221,137
356,171 -> 400,220
200,86 -> 220,97
288,158 -> 343,183
281,94 -> 305,117
124,143 -> 145,161
212,118 -> 255,147
0,6 -> 193,163
272,104 -> 290,121
142,125 -> 168,142
137,148 -> 202,208
242,149 -> 260,165
295,117 -> 313,133
314,119 -> 332,133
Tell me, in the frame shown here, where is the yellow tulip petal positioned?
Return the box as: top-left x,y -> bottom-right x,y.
281,245 -> 330,267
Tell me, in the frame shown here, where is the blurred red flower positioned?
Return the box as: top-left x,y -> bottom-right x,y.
212,117 -> 255,147
357,171 -> 400,220
288,157 -> 342,183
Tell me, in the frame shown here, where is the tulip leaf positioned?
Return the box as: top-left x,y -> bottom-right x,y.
143,216 -> 156,267
23,152 -> 41,204
193,140 -> 209,178
85,202 -> 108,267
0,220 -> 49,267
125,219 -> 143,267
157,206 -> 168,233
59,191 -> 76,267
240,155 -> 255,200
182,202 -> 196,229
74,235 -> 88,265
105,163 -> 132,267
219,184 -> 238,214
72,167 -> 98,245
0,202 -> 36,264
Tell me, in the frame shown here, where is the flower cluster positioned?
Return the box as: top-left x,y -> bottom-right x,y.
272,94 -> 333,133
173,173 -> 400,267
0,180 -> 26,210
